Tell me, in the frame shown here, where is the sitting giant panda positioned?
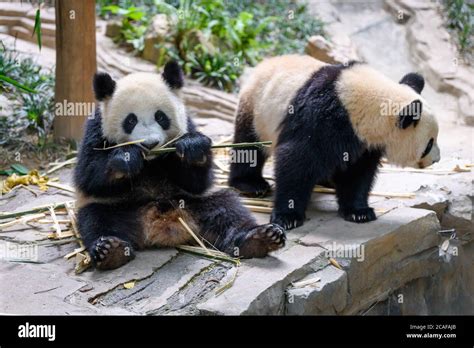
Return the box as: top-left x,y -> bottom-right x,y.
74,61 -> 285,270
229,55 -> 440,230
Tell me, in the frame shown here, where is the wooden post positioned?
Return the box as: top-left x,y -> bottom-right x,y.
54,0 -> 96,142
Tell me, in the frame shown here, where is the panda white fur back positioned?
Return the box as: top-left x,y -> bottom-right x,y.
230,54 -> 440,230
74,61 -> 286,270
241,55 -> 328,146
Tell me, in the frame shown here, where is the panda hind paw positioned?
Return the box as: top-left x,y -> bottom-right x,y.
238,223 -> 286,258
91,236 -> 135,270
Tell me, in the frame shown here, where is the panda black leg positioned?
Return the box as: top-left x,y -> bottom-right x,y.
229,105 -> 270,197
184,190 -> 285,258
270,141 -> 322,230
333,149 -> 382,223
77,203 -> 140,270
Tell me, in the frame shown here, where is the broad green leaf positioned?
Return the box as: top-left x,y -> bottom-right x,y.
10,164 -> 29,175
33,9 -> 42,51
0,74 -> 36,93
0,169 -> 14,176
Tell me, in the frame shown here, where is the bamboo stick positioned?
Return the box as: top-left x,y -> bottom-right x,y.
44,157 -> 77,175
243,205 -> 273,213
49,207 -> 63,238
176,245 -> 240,265
93,138 -> 146,151
178,217 -> 211,255
313,186 -> 415,199
0,201 -> 75,220
379,165 -> 470,174
149,141 -> 272,155
46,182 -> 75,193
64,246 -> 86,260
0,213 -> 46,230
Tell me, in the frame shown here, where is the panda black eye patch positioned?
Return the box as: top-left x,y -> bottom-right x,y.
122,113 -> 138,134
155,110 -> 170,130
421,138 -> 434,158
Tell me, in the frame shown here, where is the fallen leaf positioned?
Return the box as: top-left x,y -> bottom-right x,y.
329,257 -> 343,270
123,281 -> 136,289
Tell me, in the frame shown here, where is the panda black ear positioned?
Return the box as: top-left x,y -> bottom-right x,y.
93,72 -> 116,101
398,99 -> 422,129
162,60 -> 184,89
399,73 -> 424,94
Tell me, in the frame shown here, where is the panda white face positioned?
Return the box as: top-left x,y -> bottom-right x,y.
93,62 -> 188,149
386,101 -> 440,169
336,66 -> 441,169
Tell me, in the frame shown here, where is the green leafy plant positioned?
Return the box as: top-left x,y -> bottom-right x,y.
101,5 -> 150,52
98,0 -> 325,91
33,8 -> 42,51
444,0 -> 474,54
0,44 -> 54,147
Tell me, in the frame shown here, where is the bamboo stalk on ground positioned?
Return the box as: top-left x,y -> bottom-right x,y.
46,182 -> 76,193
49,207 -> 63,238
44,157 -> 77,176
313,186 -> 416,199
0,213 -> 45,230
176,245 -> 240,265
0,201 -> 75,220
218,183 -> 415,199
379,165 -> 470,174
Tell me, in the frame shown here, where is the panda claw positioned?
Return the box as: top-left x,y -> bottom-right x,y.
340,207 -> 377,223
270,211 -> 305,231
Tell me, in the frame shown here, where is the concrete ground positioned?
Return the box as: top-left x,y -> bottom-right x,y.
0,1 -> 472,315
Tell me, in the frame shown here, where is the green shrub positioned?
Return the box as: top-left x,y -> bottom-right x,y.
444,0 -> 474,55
0,44 -> 54,147
99,0 -> 325,92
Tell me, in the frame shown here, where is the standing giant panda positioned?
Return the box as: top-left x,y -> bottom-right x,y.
75,61 -> 285,270
229,55 -> 440,230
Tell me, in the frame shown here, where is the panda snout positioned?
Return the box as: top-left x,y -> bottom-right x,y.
143,141 -> 160,150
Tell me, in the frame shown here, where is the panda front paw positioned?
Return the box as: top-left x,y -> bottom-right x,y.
107,146 -> 144,179
175,132 -> 212,166
90,236 -> 135,270
270,210 -> 306,230
339,207 -> 376,223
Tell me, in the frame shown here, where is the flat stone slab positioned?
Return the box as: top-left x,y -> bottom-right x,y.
0,262 -> 92,315
286,265 -> 348,315
199,207 -> 441,315
198,244 -> 327,315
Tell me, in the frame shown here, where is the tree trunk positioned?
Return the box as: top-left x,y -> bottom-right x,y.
54,0 -> 96,142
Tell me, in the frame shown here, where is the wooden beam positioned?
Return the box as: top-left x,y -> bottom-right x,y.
54,0 -> 96,142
